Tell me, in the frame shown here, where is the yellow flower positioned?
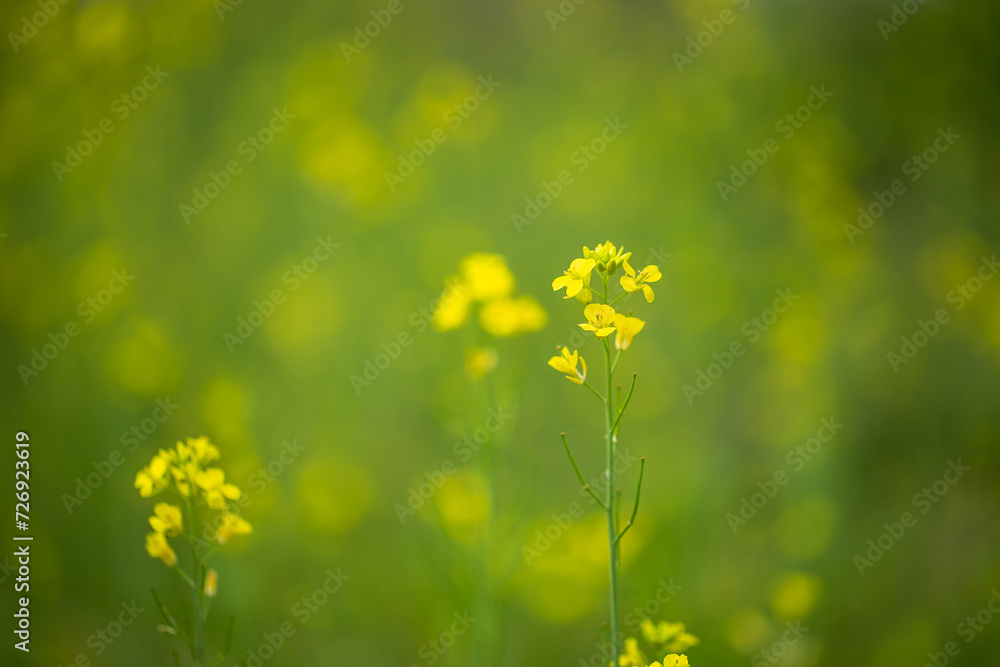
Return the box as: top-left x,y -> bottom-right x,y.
433,277 -> 473,331
170,460 -> 199,497
613,313 -> 646,350
666,634 -> 699,653
185,436 -> 219,464
579,303 -> 616,337
145,531 -> 177,567
618,637 -> 646,667
584,241 -> 631,274
148,502 -> 183,537
204,569 -> 218,597
215,511 -> 252,545
459,253 -> 515,301
552,257 -> 596,302
547,346 -> 587,384
465,346 -> 499,379
479,296 -> 548,337
620,262 -> 661,303
134,449 -> 173,497
195,467 -> 242,510
661,655 -> 690,667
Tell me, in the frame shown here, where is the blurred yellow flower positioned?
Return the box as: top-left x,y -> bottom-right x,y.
642,620 -> 699,652
195,468 -> 241,510
204,569 -> 218,597
547,346 -> 587,384
620,263 -> 661,303
479,295 -> 548,337
619,637 -> 647,666
134,449 -> 173,497
432,277 -> 473,331
613,313 -> 645,350
465,346 -> 499,379
552,257 -> 596,302
183,436 -> 220,464
145,531 -> 177,567
459,252 -> 515,301
579,303 -> 617,337
148,502 -> 183,537
215,511 -> 252,545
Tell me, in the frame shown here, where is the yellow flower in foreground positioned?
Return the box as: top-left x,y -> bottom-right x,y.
433,277 -> 473,331
661,655 -> 690,667
552,257 -> 596,302
215,512 -> 252,545
134,449 -> 173,497
460,253 -> 515,301
547,346 -> 587,384
618,637 -> 646,667
145,531 -> 177,567
579,303 -> 616,337
195,468 -> 241,510
204,569 -> 218,597
465,346 -> 499,379
584,241 -> 631,274
666,633 -> 699,653
479,295 -> 548,337
148,502 -> 183,537
620,262 -> 661,303
614,313 -> 646,350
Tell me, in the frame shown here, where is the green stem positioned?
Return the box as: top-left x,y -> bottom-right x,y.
602,334 -> 620,665
186,495 -> 207,667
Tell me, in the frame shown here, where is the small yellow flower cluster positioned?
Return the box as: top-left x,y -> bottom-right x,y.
618,619 -> 698,667
136,436 -> 252,567
548,241 -> 659,384
433,252 -> 547,379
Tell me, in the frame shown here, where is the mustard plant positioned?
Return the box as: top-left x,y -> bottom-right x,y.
549,242 -> 696,666
135,436 -> 252,667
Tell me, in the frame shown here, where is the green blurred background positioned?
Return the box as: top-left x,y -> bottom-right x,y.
2,0 -> 999,665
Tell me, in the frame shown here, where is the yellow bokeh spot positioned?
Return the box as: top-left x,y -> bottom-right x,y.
768,572 -> 822,619
296,457 -> 374,535
107,320 -> 181,395
75,3 -> 134,59
201,377 -> 250,447
434,469 -> 489,544
725,608 -> 771,655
